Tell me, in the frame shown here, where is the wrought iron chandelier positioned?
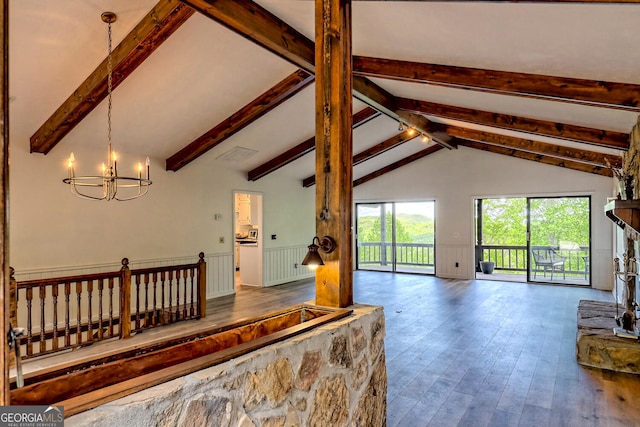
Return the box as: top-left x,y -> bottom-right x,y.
63,12 -> 151,201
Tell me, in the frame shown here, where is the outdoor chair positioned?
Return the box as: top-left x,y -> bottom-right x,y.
532,248 -> 566,280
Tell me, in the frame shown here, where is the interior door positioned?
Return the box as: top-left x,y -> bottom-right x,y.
527,196 -> 591,285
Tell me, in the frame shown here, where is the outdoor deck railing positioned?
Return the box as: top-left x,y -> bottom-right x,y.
10,253 -> 206,359
357,241 -> 589,277
479,244 -> 590,276
358,242 -> 435,268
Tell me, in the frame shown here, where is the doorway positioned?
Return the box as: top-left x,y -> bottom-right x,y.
234,192 -> 263,287
355,201 -> 435,274
475,196 -> 591,285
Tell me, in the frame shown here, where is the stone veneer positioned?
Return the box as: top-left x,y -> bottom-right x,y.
577,299 -> 640,374
66,304 -> 387,427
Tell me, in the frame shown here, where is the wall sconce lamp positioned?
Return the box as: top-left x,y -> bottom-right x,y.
301,236 -> 336,270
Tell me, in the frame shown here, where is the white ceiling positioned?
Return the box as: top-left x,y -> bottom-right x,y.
9,1 -> 640,183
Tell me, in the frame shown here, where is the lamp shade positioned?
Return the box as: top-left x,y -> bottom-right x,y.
301,242 -> 324,269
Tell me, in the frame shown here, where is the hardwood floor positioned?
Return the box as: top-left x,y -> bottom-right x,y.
352,272 -> 640,427
218,271 -> 640,426
21,271 -> 640,425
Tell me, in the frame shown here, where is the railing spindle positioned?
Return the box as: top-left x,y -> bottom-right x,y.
160,271 -> 166,324
182,268 -> 188,320
108,277 -> 114,337
64,282 -> 71,348
98,278 -> 104,340
76,281 -> 83,346
152,272 -> 158,325
134,273 -> 141,331
87,279 -> 94,342
189,267 -> 195,318
39,286 -> 46,354
52,284 -> 59,351
168,270 -> 174,323
143,272 -> 150,327
175,269 -> 180,321
26,288 -> 33,356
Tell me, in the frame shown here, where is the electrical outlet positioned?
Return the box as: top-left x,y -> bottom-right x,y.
455,262 -> 459,268
271,234 -> 277,240
294,263 -> 298,269
219,237 -> 224,243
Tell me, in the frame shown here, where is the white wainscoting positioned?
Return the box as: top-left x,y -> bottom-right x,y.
263,245 -> 314,287
436,245 -> 472,279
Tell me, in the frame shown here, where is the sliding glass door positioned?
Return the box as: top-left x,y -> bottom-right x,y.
528,196 -> 591,284
475,195 -> 590,285
356,201 -> 435,274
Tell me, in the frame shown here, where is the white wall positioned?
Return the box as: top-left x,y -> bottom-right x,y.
354,145 -> 616,290
9,134 -> 617,293
9,140 -> 316,297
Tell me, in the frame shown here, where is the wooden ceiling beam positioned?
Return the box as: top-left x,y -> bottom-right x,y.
180,0 -> 315,72
302,129 -> 419,187
456,138 -> 613,177
353,145 -> 444,188
398,97 -> 629,149
184,0 -> 450,150
442,126 -> 622,169
247,107 -> 380,181
30,0 -> 195,154
353,56 -> 640,112
166,69 -> 314,171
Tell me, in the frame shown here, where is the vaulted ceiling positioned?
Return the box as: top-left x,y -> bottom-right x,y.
10,0 -> 640,187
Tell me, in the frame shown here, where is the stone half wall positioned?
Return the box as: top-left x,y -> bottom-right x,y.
66,304 -> 387,427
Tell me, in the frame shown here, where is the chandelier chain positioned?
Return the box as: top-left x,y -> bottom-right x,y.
107,20 -> 113,145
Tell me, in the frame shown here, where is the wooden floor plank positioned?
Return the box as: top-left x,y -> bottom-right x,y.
17,271 -> 640,426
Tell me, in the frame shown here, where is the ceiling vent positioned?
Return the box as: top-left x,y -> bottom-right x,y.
216,146 -> 258,162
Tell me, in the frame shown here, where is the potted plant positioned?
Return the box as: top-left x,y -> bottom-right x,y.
480,261 -> 495,274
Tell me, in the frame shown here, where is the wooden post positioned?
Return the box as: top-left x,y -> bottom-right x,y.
8,268 -> 14,368
197,252 -> 206,318
314,0 -> 353,308
119,258 -> 131,339
622,240 -> 636,330
0,0 -> 9,405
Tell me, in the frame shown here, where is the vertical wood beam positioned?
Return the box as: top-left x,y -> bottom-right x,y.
314,0 -> 353,308
0,0 -> 8,404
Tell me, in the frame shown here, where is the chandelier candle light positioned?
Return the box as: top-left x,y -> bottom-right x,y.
63,12 -> 152,201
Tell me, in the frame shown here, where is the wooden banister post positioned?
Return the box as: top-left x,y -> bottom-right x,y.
8,267 -> 15,368
198,252 -> 206,318
119,258 -> 131,339
1,0 -> 9,404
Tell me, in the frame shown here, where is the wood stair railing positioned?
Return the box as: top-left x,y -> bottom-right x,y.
10,252 -> 206,359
